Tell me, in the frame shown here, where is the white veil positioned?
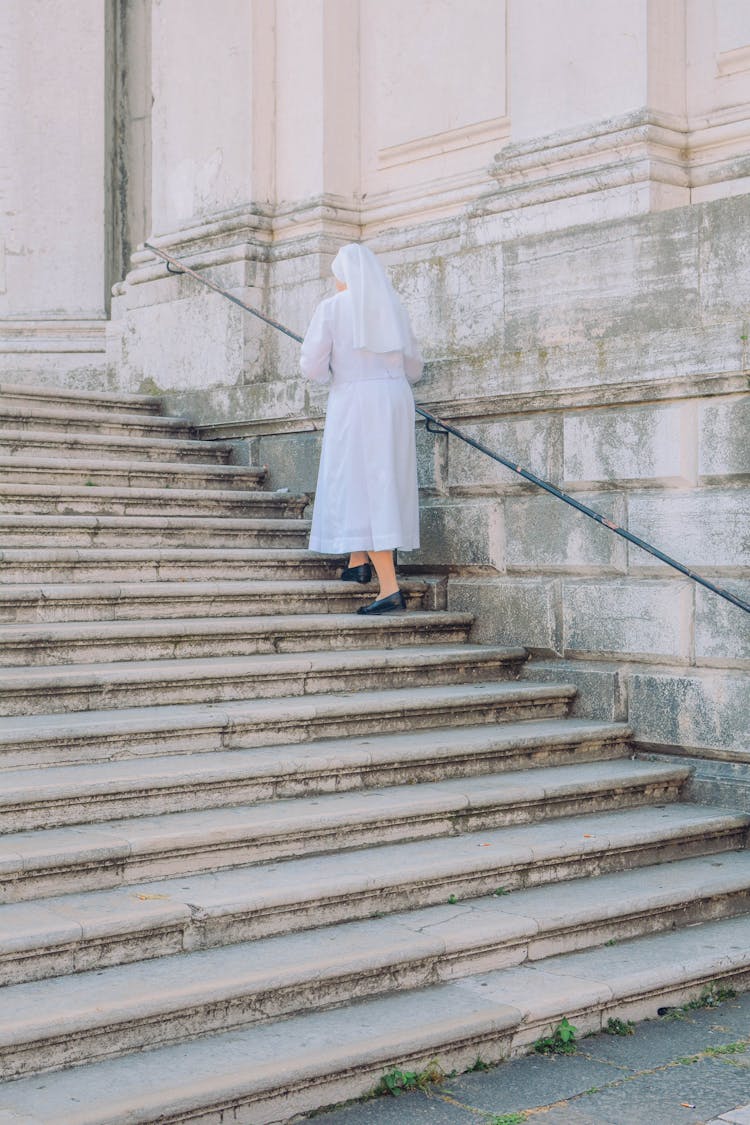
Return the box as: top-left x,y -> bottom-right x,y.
331,243 -> 417,356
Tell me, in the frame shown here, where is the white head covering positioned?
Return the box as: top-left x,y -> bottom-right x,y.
331,243 -> 416,356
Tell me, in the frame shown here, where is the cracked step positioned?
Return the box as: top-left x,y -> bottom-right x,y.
0,772 -> 707,906
0,381 -> 164,416
0,516 -> 312,549
0,548 -> 336,587
0,426 -> 235,464
0,719 -> 634,831
0,454 -> 267,491
2,851 -> 750,1077
0,578 -> 430,624
0,401 -> 196,439
0,610 -> 469,665
0,679 -> 567,768
2,892 -> 750,1121
0,482 -> 308,517
0,643 -> 527,716
2,809 -> 746,989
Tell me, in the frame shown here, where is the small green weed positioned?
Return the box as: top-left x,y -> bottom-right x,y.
704,1042 -> 747,1058
493,886 -> 511,896
604,938 -> 618,947
662,982 -> 736,1020
684,983 -> 736,1010
605,1017 -> 635,1036
489,1114 -> 526,1125
375,1059 -> 444,1096
468,1056 -> 489,1071
447,894 -> 458,905
533,1017 -> 579,1055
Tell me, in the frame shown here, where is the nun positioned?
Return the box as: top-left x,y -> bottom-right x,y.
300,243 -> 423,614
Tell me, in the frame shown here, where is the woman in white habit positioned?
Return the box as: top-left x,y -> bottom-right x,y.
300,243 -> 423,614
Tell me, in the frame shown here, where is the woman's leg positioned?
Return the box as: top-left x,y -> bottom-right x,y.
348,551 -> 369,567
367,549 -> 399,598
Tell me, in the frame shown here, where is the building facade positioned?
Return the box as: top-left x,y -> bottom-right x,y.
2,0 -> 749,765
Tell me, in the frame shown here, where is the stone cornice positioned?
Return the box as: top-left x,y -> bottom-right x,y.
195,369 -> 749,440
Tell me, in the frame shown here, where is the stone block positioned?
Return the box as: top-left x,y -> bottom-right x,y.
520,659 -> 626,721
629,669 -> 750,755
403,500 -> 503,568
698,397 -> 750,481
415,424 -> 445,492
562,579 -> 693,661
447,578 -> 560,652
505,492 -> 627,574
448,416 -> 561,490
563,403 -> 695,487
695,581 -> 750,665
256,431 -> 322,494
699,195 -> 750,318
627,491 -> 750,570
503,207 -> 700,351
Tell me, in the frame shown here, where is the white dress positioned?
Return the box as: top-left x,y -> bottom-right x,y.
300,289 -> 422,554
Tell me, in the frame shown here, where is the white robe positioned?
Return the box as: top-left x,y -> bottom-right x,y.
300,289 -> 423,554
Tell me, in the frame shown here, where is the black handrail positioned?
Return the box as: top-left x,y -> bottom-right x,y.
143,241 -> 750,616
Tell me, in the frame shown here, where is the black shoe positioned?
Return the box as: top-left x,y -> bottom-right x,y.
356,590 -> 406,615
341,563 -> 372,584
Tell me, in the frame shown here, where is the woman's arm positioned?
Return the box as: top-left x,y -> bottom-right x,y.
300,301 -> 333,384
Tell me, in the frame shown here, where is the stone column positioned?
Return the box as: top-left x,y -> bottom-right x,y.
0,0 -> 110,385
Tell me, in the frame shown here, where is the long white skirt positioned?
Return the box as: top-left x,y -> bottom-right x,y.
309,375 -> 420,553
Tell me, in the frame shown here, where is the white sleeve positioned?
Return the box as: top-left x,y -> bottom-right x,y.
300,301 -> 333,384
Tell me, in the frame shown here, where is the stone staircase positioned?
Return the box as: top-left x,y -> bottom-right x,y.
0,380 -> 749,1124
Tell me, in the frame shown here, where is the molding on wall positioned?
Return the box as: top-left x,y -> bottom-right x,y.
195,370 -> 750,440
377,116 -> 511,168
0,319 -> 108,355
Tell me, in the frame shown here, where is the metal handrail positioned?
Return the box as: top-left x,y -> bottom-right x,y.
143,241 -> 750,616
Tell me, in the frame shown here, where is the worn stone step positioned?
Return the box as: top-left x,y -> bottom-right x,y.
0,719 -> 633,832
0,643 -> 526,716
0,679 -> 566,769
0,482 -> 307,517
2,807 -> 745,989
0,610 -> 469,665
0,515 -> 312,549
0,770 -> 707,906
0,548 -> 338,587
4,899 -> 750,1121
0,426 -> 234,464
0,578 -> 431,624
0,454 -> 266,492
2,851 -> 749,1077
0,454 -> 264,492
0,401 -> 195,439
0,380 -> 163,416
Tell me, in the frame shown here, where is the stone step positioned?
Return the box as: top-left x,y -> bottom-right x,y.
0,401 -> 195,439
0,771 -> 705,906
0,578 -> 430,624
0,679 -> 568,769
0,454 -> 266,491
0,610 -> 470,665
3,892 -> 750,1121
2,851 -> 749,1078
0,548 -> 344,585
0,516 -> 311,549
0,643 -> 526,716
0,426 -> 234,464
0,380 -> 164,416
0,482 -> 308,517
0,719 -> 633,832
2,806 -> 744,988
